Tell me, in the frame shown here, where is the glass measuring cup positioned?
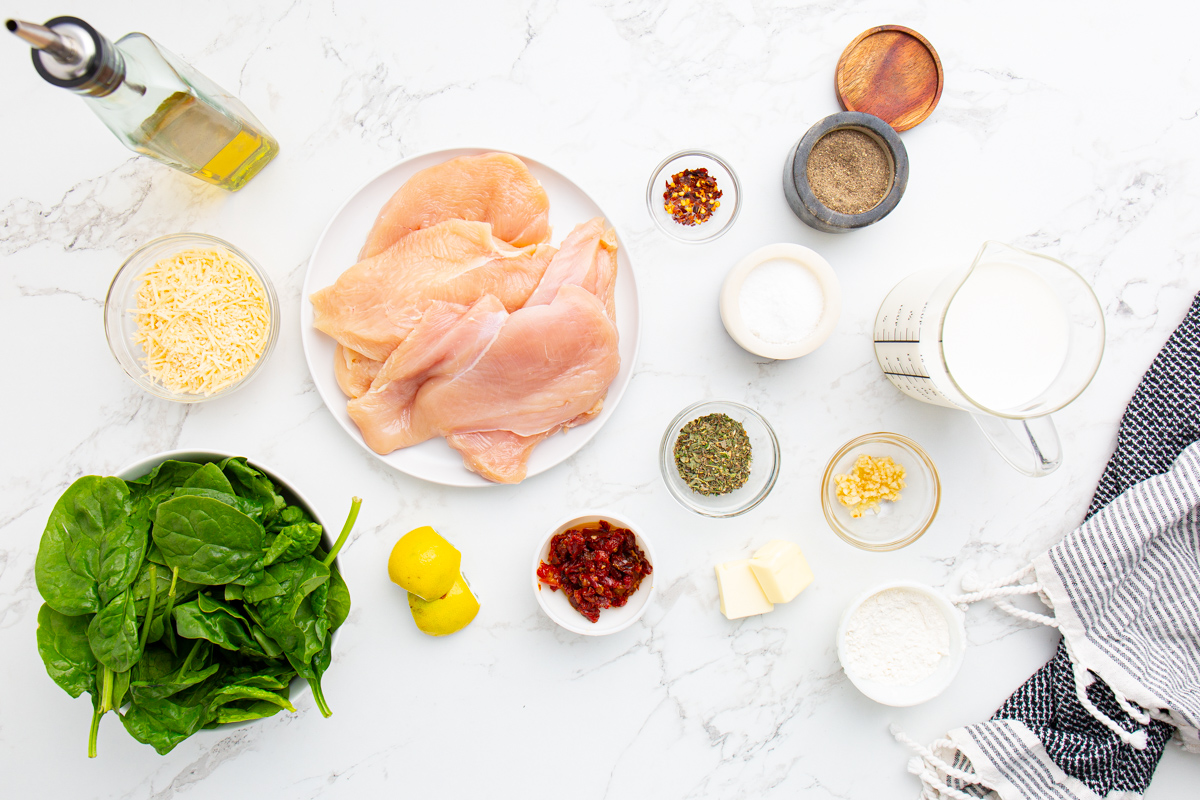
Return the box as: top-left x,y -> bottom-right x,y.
873,241 -> 1105,476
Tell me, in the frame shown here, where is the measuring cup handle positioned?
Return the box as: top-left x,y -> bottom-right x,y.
970,413 -> 1063,477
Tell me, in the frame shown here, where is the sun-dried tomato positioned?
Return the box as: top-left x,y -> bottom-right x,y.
537,520 -> 653,623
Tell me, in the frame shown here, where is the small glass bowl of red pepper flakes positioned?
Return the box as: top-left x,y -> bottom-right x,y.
533,512 -> 657,635
646,149 -> 741,244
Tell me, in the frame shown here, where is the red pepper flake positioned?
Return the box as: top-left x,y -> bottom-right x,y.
536,520 -> 653,623
663,168 -> 722,226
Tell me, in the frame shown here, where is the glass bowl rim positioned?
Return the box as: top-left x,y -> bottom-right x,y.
103,232 -> 280,403
645,149 -> 742,244
820,431 -> 940,551
659,399 -> 781,518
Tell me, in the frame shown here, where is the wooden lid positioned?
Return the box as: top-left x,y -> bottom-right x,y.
835,25 -> 943,132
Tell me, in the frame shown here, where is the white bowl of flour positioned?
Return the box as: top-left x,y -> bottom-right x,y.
836,581 -> 966,706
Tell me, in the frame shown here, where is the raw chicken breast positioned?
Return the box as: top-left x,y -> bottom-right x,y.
443,431 -> 554,484
333,344 -> 382,399
347,285 -> 620,481
311,219 -> 554,361
346,296 -> 509,451
359,152 -> 551,259
445,398 -> 606,483
525,217 -> 618,321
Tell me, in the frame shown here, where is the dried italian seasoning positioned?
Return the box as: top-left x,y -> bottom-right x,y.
663,168 -> 722,226
674,413 -> 752,495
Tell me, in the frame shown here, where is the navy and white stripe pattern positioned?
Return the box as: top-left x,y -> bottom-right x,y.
921,293 -> 1200,800
975,639 -> 1174,798
1036,441 -> 1200,737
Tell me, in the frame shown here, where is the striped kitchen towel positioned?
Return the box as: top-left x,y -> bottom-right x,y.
899,292 -> 1200,800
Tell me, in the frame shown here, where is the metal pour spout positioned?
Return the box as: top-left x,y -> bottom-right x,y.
6,18 -> 85,65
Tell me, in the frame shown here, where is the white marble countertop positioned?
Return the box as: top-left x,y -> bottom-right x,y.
3,1 -> 1199,797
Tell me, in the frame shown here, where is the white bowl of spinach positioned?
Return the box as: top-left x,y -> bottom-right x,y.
33,449 -> 360,758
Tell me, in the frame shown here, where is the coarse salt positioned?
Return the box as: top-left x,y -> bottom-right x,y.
738,258 -> 824,345
843,587 -> 950,685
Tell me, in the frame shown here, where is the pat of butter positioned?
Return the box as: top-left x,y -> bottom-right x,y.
748,539 -> 813,604
715,560 -> 774,619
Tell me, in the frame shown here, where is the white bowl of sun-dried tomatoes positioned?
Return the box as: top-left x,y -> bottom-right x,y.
532,511 -> 656,636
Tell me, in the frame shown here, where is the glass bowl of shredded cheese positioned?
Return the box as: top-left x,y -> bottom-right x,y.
821,432 -> 940,551
104,233 -> 279,402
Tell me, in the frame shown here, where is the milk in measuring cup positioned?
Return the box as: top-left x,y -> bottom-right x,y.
942,263 -> 1070,411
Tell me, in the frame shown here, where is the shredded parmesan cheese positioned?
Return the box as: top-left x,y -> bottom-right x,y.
131,247 -> 271,396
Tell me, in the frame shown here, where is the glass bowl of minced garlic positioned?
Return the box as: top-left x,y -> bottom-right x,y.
821,432 -> 940,551
105,233 -> 279,402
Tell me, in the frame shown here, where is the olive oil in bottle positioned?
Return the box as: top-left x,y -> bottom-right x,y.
8,16 -> 278,191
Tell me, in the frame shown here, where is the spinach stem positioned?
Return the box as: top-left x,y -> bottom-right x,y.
100,665 -> 113,713
322,497 -> 362,567
311,679 -> 332,718
88,706 -> 101,759
161,566 -> 180,638
139,564 -> 158,650
180,638 -> 201,674
88,662 -> 104,758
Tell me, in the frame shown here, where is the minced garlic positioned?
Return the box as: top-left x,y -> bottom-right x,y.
834,454 -> 906,518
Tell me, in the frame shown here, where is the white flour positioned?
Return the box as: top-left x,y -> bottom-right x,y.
843,588 -> 950,685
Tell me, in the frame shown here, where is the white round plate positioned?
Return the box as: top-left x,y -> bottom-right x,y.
301,148 -> 641,487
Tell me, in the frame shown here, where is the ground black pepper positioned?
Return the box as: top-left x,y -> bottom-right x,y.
806,128 -> 891,214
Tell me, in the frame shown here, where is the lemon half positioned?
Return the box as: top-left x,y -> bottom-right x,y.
387,526 -> 461,601
408,575 -> 480,636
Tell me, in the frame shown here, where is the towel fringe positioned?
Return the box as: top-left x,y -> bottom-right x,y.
891,725 -> 987,800
1064,639 -> 1149,751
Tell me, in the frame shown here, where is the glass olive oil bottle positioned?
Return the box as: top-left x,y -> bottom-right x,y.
8,16 -> 278,191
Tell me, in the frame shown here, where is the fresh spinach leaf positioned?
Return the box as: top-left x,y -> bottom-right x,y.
127,460 -> 201,517
242,570 -> 283,603
284,629 -> 333,719
326,567 -> 351,631
268,503 -> 312,533
130,642 -> 219,703
87,590 -> 139,673
263,522 -> 323,567
152,496 -> 264,585
172,487 -> 265,521
145,540 -> 167,567
310,581 -> 329,621
207,684 -> 295,715
120,696 -> 207,755
36,604 -> 97,698
218,458 -> 285,524
36,476 -> 145,615
181,462 -> 235,495
111,668 -> 131,712
249,627 -> 284,659
260,588 -> 331,708
173,595 -> 277,659
219,663 -> 294,691
209,699 -> 286,726
230,560 -> 266,588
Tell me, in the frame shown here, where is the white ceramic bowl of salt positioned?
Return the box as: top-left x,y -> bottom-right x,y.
835,581 -> 966,707
719,243 -> 842,359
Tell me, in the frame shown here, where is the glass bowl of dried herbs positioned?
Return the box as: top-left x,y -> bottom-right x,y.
646,150 -> 741,244
659,400 -> 780,517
